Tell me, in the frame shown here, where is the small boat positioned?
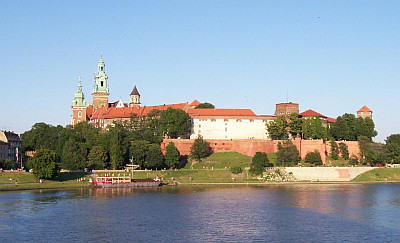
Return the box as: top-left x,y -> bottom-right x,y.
92,176 -> 161,188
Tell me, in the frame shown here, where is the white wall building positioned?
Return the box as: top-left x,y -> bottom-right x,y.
188,109 -> 275,140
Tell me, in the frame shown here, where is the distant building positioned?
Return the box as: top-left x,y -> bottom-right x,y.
188,109 -> 275,140
299,109 -> 336,125
275,102 -> 299,116
357,105 -> 372,119
0,131 -> 22,162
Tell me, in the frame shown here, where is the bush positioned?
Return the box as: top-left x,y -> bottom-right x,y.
276,140 -> 300,166
305,150 -> 323,165
349,155 -> 359,166
230,166 -> 243,174
250,152 -> 271,175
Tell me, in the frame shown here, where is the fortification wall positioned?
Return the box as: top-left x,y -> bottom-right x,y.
162,139 -> 361,164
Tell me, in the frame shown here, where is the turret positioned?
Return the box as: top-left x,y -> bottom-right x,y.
71,76 -> 87,126
129,85 -> 141,107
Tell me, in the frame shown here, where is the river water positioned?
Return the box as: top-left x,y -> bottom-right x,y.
1,184 -> 399,242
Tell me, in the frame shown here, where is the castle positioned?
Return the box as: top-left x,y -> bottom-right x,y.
71,57 -> 372,141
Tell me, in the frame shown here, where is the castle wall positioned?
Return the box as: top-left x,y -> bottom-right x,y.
162,139 -> 361,164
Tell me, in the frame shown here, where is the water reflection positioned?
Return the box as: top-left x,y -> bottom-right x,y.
0,184 -> 400,242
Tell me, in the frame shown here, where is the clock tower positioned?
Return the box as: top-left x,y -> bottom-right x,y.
92,56 -> 110,110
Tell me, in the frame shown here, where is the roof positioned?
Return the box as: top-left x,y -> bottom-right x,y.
299,109 -> 327,118
130,85 -> 140,96
358,105 -> 372,112
86,105 -> 93,119
187,108 -> 256,116
90,103 -> 190,120
327,117 -> 337,123
189,100 -> 201,107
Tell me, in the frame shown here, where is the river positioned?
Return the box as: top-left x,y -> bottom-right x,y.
1,184 -> 399,242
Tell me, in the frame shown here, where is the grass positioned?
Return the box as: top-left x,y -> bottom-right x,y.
184,152 -> 252,169
0,172 -> 37,184
353,168 -> 400,182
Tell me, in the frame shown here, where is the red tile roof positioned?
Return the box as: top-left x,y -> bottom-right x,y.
327,117 -> 337,123
187,108 -> 256,116
358,105 -> 372,112
90,103 -> 190,120
299,109 -> 327,118
189,100 -> 201,106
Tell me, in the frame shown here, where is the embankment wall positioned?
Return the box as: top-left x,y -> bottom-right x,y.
284,167 -> 376,181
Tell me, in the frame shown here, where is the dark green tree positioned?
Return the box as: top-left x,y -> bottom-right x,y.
266,116 -> 288,140
28,148 -> 59,179
330,139 -> 339,160
61,137 -> 88,170
190,135 -> 210,161
161,107 -> 191,139
329,116 -> 349,140
129,140 -> 150,169
276,140 -> 300,166
287,113 -> 302,138
358,135 -> 372,165
305,150 -> 323,165
339,142 -> 350,160
87,146 -> 108,170
165,142 -> 180,169
342,113 -> 357,141
21,122 -> 63,152
250,152 -> 271,175
145,144 -> 164,169
385,142 -> 400,164
195,102 -> 215,109
108,123 -> 129,169
385,134 -> 400,146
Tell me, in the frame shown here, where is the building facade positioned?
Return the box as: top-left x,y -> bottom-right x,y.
0,131 -> 22,162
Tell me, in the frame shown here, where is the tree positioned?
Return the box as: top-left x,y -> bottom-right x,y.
21,122 -> 63,152
250,152 -> 271,175
385,134 -> 400,146
61,137 -> 88,170
195,102 -> 215,109
358,135 -> 372,165
161,107 -> 191,139
305,150 -> 323,165
129,110 -> 163,144
28,148 -> 59,179
302,116 -> 326,140
87,146 -> 108,170
330,139 -> 339,160
339,142 -> 350,160
190,135 -> 210,161
145,144 -> 164,169
276,140 -> 300,166
287,113 -> 302,138
129,140 -> 150,169
266,116 -> 288,140
108,122 -> 129,169
330,116 -> 349,141
385,143 -> 400,164
165,142 -> 180,169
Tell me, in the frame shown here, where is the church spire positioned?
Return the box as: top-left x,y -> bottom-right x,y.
72,76 -> 86,108
129,84 -> 141,107
93,56 -> 109,94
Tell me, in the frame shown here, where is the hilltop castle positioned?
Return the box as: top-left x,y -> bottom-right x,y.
71,57 -> 372,140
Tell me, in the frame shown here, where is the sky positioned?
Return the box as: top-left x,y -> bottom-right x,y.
1,1 -> 399,142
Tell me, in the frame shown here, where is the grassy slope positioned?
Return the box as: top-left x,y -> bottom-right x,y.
353,168 -> 400,182
184,152 -> 252,169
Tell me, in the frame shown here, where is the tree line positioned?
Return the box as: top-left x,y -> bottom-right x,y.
266,112 -> 377,141
22,108 -> 192,177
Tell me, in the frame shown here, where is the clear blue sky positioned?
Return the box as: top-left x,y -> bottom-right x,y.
1,1 -> 399,142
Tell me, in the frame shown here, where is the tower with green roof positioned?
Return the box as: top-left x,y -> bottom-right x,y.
71,76 -> 87,126
92,56 -> 110,109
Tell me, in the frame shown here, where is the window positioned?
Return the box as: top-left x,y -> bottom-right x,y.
225,127 -> 227,131
199,125 -> 201,128
101,81 -> 104,87
78,111 -> 82,118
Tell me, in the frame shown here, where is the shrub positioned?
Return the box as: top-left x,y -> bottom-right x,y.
276,140 -> 301,166
230,166 -> 243,174
250,152 -> 270,175
305,150 -> 323,165
349,155 -> 359,166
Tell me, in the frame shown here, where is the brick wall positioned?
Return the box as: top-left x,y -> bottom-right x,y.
162,139 -> 361,164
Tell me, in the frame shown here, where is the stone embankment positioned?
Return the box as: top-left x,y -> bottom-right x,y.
284,167 -> 376,181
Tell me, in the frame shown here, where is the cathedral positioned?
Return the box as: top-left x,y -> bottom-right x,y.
71,57 -> 199,128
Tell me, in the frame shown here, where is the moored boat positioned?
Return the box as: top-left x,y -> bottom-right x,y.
92,176 -> 161,188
